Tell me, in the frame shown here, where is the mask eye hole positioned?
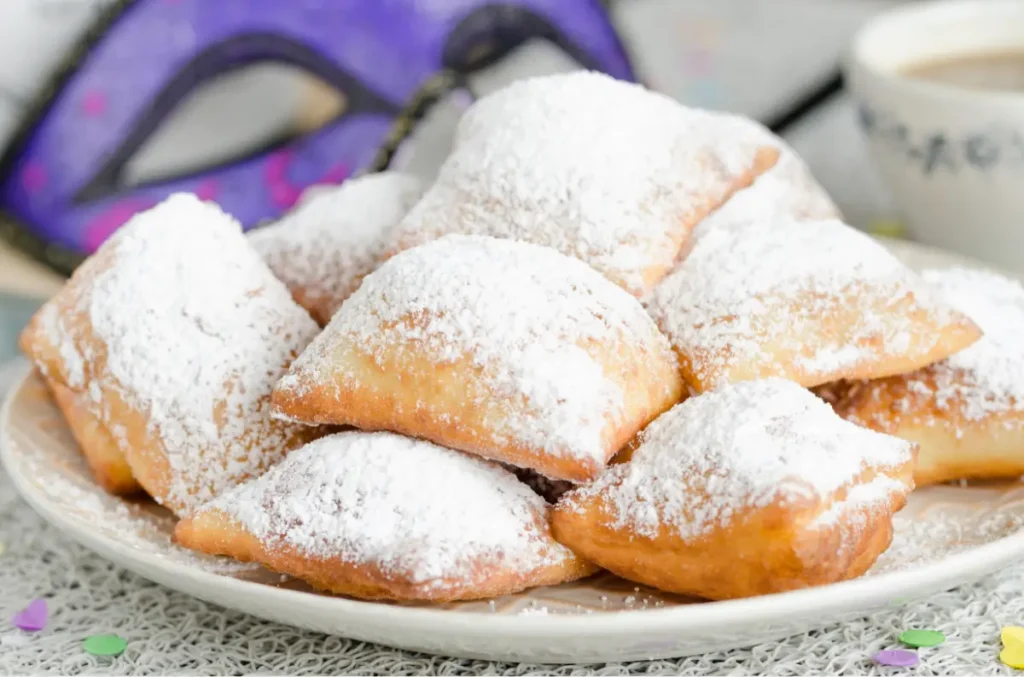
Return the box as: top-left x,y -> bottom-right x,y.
123,63 -> 348,190
73,33 -> 400,205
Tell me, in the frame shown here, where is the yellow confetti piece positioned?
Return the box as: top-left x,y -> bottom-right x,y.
0,543 -> 6,556
870,219 -> 907,239
1001,646 -> 1024,669
1002,626 -> 1024,649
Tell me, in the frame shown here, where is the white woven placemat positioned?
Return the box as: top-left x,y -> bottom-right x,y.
0,468 -> 1019,676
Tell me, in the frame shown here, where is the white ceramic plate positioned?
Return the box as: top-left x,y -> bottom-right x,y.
4,239 -> 1024,664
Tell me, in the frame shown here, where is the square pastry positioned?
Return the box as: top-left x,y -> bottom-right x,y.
388,71 -> 780,296
552,378 -> 916,601
272,234 -> 683,482
645,218 -> 981,392
174,431 -> 596,602
19,194 -> 321,515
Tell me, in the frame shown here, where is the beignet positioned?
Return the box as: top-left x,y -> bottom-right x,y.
272,234 -> 684,482
174,431 -> 596,601
249,172 -> 425,325
389,71 -> 779,296
19,193 -> 321,515
645,218 -> 981,392
552,378 -> 916,600
829,267 -> 1024,486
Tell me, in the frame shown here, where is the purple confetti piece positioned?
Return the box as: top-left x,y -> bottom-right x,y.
873,649 -> 919,667
11,599 -> 47,632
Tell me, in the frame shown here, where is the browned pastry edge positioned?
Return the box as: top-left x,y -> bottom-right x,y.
550,458 -> 915,601
42,374 -> 142,496
670,285 -> 982,394
17,246 -> 322,516
272,329 -> 684,483
174,508 -> 598,602
826,372 -> 1024,486
634,145 -> 781,294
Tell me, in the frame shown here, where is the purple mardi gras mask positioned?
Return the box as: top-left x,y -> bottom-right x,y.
0,0 -> 634,274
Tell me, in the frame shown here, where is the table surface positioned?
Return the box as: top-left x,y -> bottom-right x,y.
0,1 -> 1016,675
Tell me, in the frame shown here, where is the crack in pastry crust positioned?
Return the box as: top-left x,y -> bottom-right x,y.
694,146 -> 841,235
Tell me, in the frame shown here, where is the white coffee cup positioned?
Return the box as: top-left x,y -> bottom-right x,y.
847,0 -> 1024,271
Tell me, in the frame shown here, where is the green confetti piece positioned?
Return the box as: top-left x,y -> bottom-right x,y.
82,634 -> 127,657
899,629 -> 945,648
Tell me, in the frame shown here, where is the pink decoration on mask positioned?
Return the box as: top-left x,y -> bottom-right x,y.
265,150 -> 302,209
81,91 -> 108,117
83,198 -> 157,251
317,162 -> 351,185
266,151 -> 351,209
20,162 -> 47,194
195,179 -> 220,201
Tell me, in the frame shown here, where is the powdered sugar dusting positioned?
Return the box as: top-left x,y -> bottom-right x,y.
209,431 -> 571,588
925,268 -> 1024,420
862,267 -> 1024,424
808,475 -> 905,534
249,172 -> 425,323
48,193 -> 320,514
695,149 -> 840,235
392,71 -> 774,295
37,304 -> 85,389
802,474 -> 906,561
279,234 -> 677,463
564,379 -> 913,542
646,218 -> 938,387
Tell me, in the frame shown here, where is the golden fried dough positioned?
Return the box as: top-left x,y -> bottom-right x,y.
44,376 -> 140,495
388,71 -> 779,296
272,234 -> 683,482
552,378 -> 916,600
175,431 -> 596,601
19,194 -> 321,515
646,218 -> 981,393
829,267 -> 1024,486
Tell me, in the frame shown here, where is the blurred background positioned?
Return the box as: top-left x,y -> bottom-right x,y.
0,0 -> 909,381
